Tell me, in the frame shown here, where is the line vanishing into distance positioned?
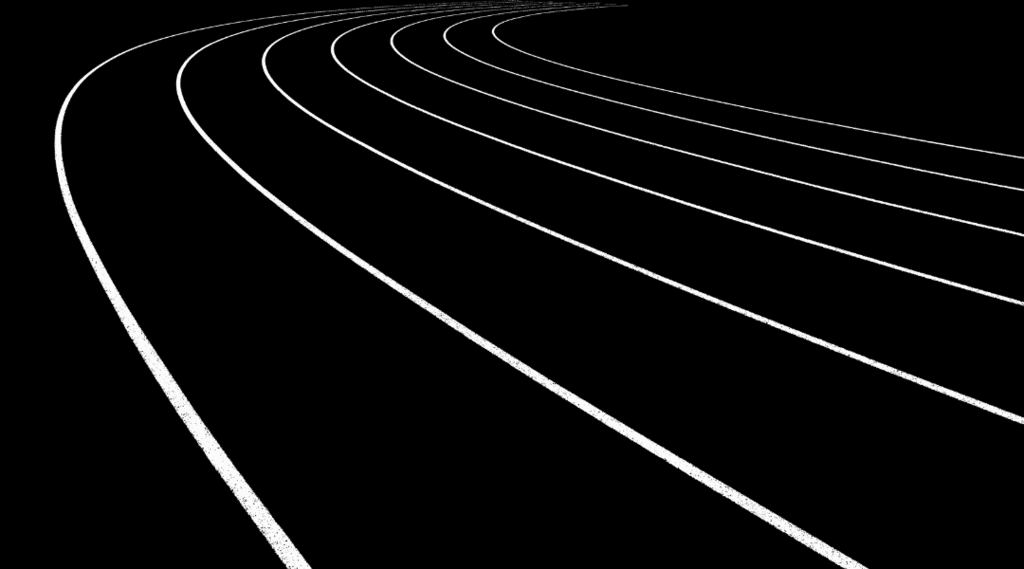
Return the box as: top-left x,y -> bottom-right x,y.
493,10 -> 1024,160
395,11 -> 1024,304
450,11 -> 1024,229
454,11 -> 1024,193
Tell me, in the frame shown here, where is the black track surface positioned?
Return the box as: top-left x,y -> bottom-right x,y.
41,2 -> 1022,567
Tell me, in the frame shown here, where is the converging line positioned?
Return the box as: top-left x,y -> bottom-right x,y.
395,11 -> 1024,303
343,7 -> 1024,423
444,11 -> 1024,235
493,10 -> 1024,160
447,10 -> 1024,192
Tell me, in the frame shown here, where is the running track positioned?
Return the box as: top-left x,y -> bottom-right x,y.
52,2 -> 1022,567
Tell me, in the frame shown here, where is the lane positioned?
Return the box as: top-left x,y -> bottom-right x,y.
55,8 -> 391,569
494,9 -> 1024,160
490,9 -> 1024,187
244,10 -> 1020,568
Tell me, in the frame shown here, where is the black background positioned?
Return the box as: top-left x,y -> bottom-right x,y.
29,2 -> 1022,567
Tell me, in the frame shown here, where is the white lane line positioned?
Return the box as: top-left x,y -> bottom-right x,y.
331,9 -> 1022,424
448,11 -> 1024,192
397,11 -> 1024,304
445,12 -> 1024,234
261,12 -> 870,569
493,11 -> 1024,160
56,4 -> 523,569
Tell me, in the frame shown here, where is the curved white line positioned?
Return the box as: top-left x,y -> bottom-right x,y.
55,3 -> 522,568
331,9 -> 1023,424
448,11 -> 1024,192
398,12 -> 1024,303
493,11 -> 1024,160
260,12 -> 870,569
445,12 -> 1024,234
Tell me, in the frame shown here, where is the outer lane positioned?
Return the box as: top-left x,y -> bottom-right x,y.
56,3 -> 560,567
